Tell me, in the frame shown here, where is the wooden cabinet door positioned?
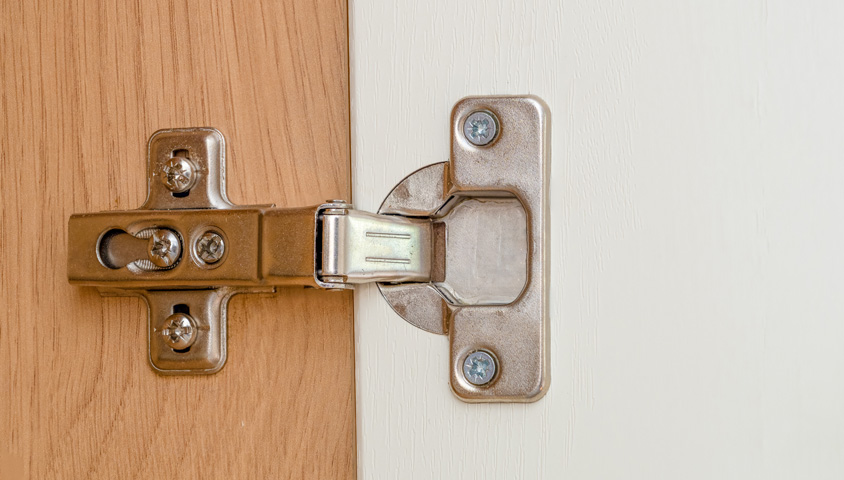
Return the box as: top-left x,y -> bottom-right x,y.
350,1 -> 844,479
0,1 -> 355,478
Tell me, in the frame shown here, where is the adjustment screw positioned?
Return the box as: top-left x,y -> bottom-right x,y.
195,231 -> 225,265
148,229 -> 181,268
462,350 -> 497,386
160,156 -> 197,193
462,110 -> 499,147
161,313 -> 197,350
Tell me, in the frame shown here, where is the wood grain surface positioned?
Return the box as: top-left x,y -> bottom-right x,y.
0,0 -> 354,478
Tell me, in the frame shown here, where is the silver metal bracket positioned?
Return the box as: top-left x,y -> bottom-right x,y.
67,95 -> 549,402
377,96 -> 550,402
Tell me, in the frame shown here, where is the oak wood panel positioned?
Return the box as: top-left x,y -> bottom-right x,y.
0,0 -> 354,478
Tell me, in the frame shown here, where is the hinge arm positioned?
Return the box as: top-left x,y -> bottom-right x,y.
319,207 -> 433,286
68,203 -> 432,290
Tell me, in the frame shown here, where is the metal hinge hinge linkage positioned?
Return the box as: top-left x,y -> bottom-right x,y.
67,96 -> 550,403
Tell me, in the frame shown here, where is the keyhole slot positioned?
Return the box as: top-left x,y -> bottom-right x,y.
171,303 -> 192,353
97,229 -> 148,269
170,149 -> 192,198
172,304 -> 190,315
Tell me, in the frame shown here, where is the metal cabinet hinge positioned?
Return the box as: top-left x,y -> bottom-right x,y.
67,95 -> 550,402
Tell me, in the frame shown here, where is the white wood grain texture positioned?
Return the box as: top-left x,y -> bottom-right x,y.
351,1 -> 844,478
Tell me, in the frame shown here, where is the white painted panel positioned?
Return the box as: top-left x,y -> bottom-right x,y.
350,1 -> 844,478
